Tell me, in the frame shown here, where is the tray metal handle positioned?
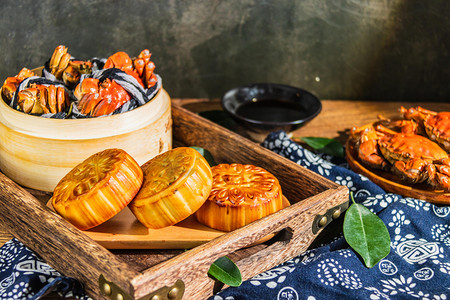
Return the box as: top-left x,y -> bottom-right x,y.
312,201 -> 349,234
99,274 -> 185,300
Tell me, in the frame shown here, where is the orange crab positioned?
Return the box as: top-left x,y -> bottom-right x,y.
104,49 -> 157,89
16,84 -> 70,114
75,78 -> 132,117
400,106 -> 450,152
1,68 -> 37,102
49,45 -> 92,87
350,121 -> 450,191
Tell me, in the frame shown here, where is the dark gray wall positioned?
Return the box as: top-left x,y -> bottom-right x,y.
1,0 -> 448,102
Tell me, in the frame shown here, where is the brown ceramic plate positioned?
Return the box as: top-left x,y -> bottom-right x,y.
346,138 -> 449,205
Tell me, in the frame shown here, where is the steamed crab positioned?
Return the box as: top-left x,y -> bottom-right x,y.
350,121 -> 450,191
49,45 -> 93,87
74,78 -> 131,117
16,83 -> 70,114
103,49 -> 157,89
400,106 -> 450,152
1,68 -> 37,102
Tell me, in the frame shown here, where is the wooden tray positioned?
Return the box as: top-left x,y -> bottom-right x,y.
45,197 -> 290,249
346,138 -> 450,205
0,104 -> 349,300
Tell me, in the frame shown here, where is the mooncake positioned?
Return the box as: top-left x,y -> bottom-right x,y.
128,147 -> 213,229
195,163 -> 284,232
51,148 -> 143,230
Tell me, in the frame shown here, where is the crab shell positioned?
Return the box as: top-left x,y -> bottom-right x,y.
104,50 -> 156,89
401,106 -> 450,152
424,112 -> 450,152
378,133 -> 448,166
1,68 -> 37,103
16,84 -> 69,115
76,78 -> 132,117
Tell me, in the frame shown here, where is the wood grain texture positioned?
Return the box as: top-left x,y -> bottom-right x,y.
45,200 -> 286,250
1,99 -> 447,299
130,188 -> 348,299
172,99 -> 450,144
172,105 -> 336,202
0,101 -> 348,299
0,172 -> 140,297
0,88 -> 172,192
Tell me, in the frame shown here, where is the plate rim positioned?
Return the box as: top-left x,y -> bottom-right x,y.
346,138 -> 450,205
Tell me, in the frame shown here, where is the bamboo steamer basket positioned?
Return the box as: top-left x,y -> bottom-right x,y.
0,83 -> 172,192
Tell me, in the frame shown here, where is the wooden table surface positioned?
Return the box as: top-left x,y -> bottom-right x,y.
0,99 -> 448,247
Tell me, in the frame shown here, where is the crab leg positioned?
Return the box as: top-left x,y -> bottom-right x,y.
427,163 -> 450,191
74,78 -> 99,101
393,158 -> 429,184
47,85 -> 58,113
56,86 -> 68,113
38,86 -> 50,114
78,93 -> 102,116
350,124 -> 389,170
49,45 -> 68,74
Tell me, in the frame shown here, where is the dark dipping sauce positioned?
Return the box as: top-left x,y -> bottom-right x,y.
235,99 -> 307,123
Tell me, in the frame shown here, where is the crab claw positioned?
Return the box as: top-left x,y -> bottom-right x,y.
104,51 -> 134,72
427,162 -> 450,191
351,124 -> 389,170
17,88 -> 43,114
16,68 -> 36,80
138,49 -> 151,61
143,61 -> 157,89
74,78 -> 99,101
133,50 -> 156,89
1,78 -> 21,102
78,93 -> 102,115
133,58 -> 147,78
62,65 -> 81,87
92,79 -> 131,116
76,79 -> 131,117
62,60 -> 93,88
393,159 -> 429,184
1,68 -> 37,102
133,49 -> 152,77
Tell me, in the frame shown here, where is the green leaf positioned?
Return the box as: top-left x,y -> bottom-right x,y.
190,146 -> 217,166
208,256 -> 242,287
343,194 -> 391,268
299,137 -> 344,158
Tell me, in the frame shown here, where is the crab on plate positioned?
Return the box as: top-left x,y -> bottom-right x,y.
400,106 -> 450,152
350,116 -> 450,192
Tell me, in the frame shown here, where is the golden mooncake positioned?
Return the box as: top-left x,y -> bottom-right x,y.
51,148 -> 143,230
195,163 -> 285,232
128,147 -> 213,229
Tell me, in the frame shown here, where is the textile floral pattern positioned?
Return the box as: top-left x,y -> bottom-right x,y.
0,239 -> 90,300
0,130 -> 449,299
210,131 -> 449,300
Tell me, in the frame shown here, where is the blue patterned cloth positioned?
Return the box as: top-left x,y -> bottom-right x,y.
209,131 -> 450,300
0,239 -> 89,299
1,131 -> 449,300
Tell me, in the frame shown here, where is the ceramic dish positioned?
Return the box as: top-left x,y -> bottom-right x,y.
221,83 -> 321,141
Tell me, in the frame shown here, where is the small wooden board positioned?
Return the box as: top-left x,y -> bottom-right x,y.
346,138 -> 450,205
46,198 -> 290,249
